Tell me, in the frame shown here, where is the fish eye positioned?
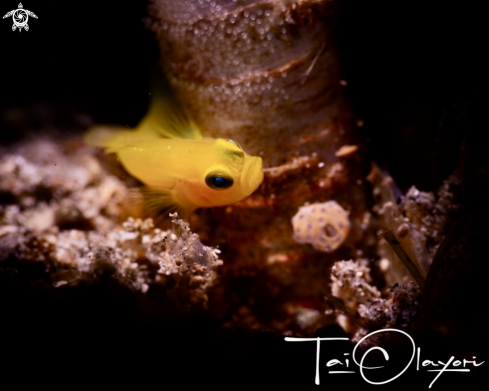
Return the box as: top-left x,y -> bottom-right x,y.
205,174 -> 234,190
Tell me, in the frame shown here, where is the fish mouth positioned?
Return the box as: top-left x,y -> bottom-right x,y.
242,156 -> 264,195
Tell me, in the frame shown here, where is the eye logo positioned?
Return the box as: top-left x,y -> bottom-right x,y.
3,3 -> 38,32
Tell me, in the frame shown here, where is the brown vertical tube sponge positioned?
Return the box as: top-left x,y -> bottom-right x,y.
148,0 -> 374,331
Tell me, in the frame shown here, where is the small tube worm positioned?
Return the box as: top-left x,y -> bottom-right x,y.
148,0 -> 351,167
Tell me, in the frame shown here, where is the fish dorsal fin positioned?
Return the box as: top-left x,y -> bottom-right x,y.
128,187 -> 190,227
138,73 -> 202,140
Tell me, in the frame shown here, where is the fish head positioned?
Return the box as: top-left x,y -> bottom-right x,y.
175,138 -> 263,209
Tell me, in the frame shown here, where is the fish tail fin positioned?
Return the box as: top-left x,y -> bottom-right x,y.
84,125 -> 132,153
128,187 -> 191,227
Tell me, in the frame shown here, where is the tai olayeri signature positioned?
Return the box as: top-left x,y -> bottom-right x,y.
285,328 -> 484,388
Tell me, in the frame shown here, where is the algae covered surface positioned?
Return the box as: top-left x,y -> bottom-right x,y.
1,0 -> 488,388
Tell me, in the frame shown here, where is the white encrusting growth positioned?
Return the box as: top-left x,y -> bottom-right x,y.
291,200 -> 350,252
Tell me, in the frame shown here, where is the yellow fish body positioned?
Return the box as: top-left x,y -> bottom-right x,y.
84,91 -> 264,219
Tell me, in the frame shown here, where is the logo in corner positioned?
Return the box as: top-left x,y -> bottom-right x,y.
3,3 -> 38,32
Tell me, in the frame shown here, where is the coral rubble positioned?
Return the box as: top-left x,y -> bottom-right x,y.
0,138 -> 222,307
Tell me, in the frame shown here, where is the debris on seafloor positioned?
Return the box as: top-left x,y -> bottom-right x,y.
0,134 -> 468,344
322,166 -> 467,346
329,259 -> 421,342
0,135 -> 436,333
368,165 -> 456,286
0,137 -> 222,307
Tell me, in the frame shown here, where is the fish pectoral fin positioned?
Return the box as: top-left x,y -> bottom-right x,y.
128,187 -> 190,225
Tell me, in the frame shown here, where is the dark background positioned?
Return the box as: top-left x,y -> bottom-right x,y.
0,0 -> 153,124
1,1 -> 486,388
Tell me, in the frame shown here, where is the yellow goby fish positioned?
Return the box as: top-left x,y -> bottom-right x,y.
84,90 -> 264,219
